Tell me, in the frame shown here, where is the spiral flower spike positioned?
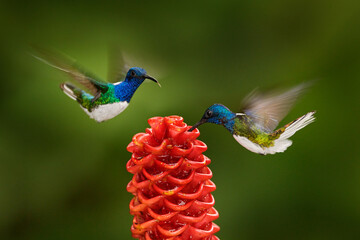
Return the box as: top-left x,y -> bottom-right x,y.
126,116 -> 219,240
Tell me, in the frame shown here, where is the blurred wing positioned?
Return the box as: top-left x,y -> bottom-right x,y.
32,46 -> 108,95
241,83 -> 309,132
107,46 -> 129,83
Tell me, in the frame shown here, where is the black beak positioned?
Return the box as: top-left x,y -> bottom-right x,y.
188,119 -> 207,132
144,75 -> 161,87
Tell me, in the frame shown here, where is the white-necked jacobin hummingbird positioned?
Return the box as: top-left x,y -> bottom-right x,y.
189,84 -> 316,155
33,48 -> 160,122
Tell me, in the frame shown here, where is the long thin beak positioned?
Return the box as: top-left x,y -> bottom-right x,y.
144,75 -> 161,87
188,119 -> 207,132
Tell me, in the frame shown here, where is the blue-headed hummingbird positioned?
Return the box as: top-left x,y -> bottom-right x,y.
33,47 -> 160,122
189,84 -> 315,155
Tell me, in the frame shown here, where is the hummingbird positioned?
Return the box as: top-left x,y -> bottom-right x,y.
32,47 -> 160,122
188,84 -> 316,155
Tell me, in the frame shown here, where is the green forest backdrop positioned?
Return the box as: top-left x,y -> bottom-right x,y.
1,1 -> 360,239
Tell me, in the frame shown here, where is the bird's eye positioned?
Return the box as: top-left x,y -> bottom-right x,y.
205,110 -> 213,118
130,71 -> 136,77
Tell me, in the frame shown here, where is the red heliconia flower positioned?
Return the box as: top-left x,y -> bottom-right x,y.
126,116 -> 220,240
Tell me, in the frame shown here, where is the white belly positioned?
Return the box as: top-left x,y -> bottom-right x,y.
81,101 -> 129,122
233,135 -> 266,154
233,135 -> 292,155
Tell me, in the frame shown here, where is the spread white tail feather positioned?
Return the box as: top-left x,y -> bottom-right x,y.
61,84 -> 77,101
277,111 -> 316,140
233,111 -> 315,155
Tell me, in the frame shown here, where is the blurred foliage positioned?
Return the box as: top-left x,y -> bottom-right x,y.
1,0 -> 360,239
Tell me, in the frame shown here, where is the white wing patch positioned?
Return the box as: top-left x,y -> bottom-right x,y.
233,111 -> 315,155
113,81 -> 123,86
81,101 -> 129,122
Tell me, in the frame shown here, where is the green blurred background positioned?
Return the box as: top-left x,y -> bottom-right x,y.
1,1 -> 360,239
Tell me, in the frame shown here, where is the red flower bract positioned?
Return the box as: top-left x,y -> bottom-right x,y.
126,116 -> 220,240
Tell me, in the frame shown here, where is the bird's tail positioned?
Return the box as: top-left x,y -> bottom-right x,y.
235,111 -> 316,155
265,111 -> 316,154
60,83 -> 84,103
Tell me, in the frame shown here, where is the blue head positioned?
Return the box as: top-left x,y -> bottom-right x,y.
188,104 -> 236,132
124,67 -> 160,85
115,67 -> 160,102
